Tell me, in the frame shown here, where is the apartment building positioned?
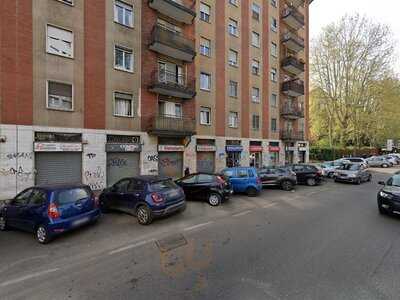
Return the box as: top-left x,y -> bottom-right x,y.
0,0 -> 310,200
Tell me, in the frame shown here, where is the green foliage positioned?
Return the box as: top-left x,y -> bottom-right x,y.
310,147 -> 378,162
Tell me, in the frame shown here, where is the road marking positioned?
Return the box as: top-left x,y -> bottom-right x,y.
262,202 -> 277,209
109,239 -> 154,255
232,210 -> 252,217
0,268 -> 60,288
184,221 -> 214,232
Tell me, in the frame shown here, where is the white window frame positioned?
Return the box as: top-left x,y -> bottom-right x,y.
200,107 -> 211,125
200,2 -> 211,23
114,45 -> 134,73
229,112 -> 239,128
252,87 -> 260,103
200,37 -> 211,57
56,0 -> 74,6
252,3 -> 261,21
252,59 -> 260,75
228,18 -> 239,37
46,80 -> 74,112
229,80 -> 238,98
114,91 -> 135,118
271,17 -> 278,32
252,31 -> 260,48
46,24 -> 74,59
229,49 -> 238,66
271,118 -> 278,132
114,1 -> 134,28
229,0 -> 239,7
271,93 -> 278,107
200,72 -> 211,91
271,42 -> 278,57
271,68 -> 277,82
252,115 -> 260,131
271,0 -> 277,7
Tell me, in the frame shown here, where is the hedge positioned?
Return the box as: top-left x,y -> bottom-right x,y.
310,147 -> 379,162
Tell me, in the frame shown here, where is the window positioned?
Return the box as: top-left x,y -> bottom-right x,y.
271,0 -> 277,7
180,174 -> 197,184
229,49 -> 238,66
46,25 -> 73,58
57,0 -> 74,5
251,31 -> 260,47
157,18 -> 182,33
228,18 -> 239,36
229,80 -> 238,98
252,115 -> 260,130
13,189 -> 33,206
197,174 -> 214,183
114,1 -> 133,27
47,81 -> 73,111
229,0 -> 239,6
271,118 -> 277,132
114,46 -> 133,72
271,42 -> 278,57
271,68 -> 277,82
271,17 -> 278,32
200,72 -> 211,91
200,107 -> 211,125
252,3 -> 261,21
252,87 -> 260,103
114,92 -> 134,117
29,190 -> 47,206
200,37 -> 211,56
200,2 -> 210,23
56,188 -> 91,206
229,112 -> 238,128
270,93 -> 277,107
252,59 -> 260,75
159,101 -> 182,118
238,169 -> 248,178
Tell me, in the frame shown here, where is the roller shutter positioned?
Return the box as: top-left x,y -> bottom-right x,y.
107,152 -> 140,186
196,152 -> 215,173
158,152 -> 183,179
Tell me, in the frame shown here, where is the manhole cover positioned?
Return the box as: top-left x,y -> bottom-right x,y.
156,233 -> 188,252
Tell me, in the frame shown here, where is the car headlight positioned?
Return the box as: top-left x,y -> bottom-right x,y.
379,191 -> 392,199
348,174 -> 357,178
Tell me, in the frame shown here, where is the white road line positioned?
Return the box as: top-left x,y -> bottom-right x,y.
184,221 -> 214,232
0,268 -> 60,288
109,239 -> 154,255
232,210 -> 252,217
262,202 -> 277,209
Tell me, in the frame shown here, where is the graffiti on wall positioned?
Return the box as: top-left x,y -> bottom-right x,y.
0,166 -> 34,182
0,152 -> 34,184
84,166 -> 105,191
107,158 -> 128,168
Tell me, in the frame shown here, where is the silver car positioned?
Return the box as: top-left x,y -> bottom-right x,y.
366,156 -> 392,168
320,161 -> 344,178
334,163 -> 371,184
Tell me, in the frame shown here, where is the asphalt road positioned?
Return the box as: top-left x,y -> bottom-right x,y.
1,168 -> 400,300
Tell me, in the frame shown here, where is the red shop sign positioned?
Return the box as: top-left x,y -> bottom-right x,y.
269,146 -> 280,152
249,145 -> 263,152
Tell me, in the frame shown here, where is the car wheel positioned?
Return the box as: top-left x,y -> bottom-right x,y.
136,205 -> 153,225
382,163 -> 389,168
306,178 -> 316,186
0,215 -> 8,231
281,180 -> 294,191
328,172 -> 334,178
246,187 -> 258,197
356,178 -> 361,185
36,225 -> 51,244
208,193 -> 221,206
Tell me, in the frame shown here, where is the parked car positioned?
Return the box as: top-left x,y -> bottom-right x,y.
175,173 -> 233,206
333,163 -> 371,184
383,155 -> 399,165
99,176 -> 186,225
320,160 -> 344,178
366,156 -> 392,168
258,167 -> 297,191
342,157 -> 368,167
221,167 -> 262,196
377,172 -> 400,215
387,154 -> 400,165
0,184 -> 100,244
284,164 -> 323,186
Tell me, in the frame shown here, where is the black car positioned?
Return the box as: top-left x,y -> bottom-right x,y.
285,164 -> 323,186
258,167 -> 297,191
99,176 -> 186,225
175,173 -> 233,206
377,172 -> 400,215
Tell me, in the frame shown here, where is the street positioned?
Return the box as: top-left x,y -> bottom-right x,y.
1,168 -> 400,300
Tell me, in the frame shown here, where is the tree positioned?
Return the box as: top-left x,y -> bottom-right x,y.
311,14 -> 397,147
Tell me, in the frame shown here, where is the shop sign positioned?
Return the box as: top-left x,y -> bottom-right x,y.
226,145 -> 243,152
158,145 -> 185,152
34,142 -> 82,152
106,143 -> 141,152
196,145 -> 216,152
249,145 -> 263,152
298,147 -> 307,152
268,146 -> 280,152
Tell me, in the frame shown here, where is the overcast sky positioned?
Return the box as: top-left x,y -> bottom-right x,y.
310,0 -> 400,73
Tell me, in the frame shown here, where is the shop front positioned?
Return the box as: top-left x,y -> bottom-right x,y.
268,142 -> 280,166
298,143 -> 307,163
196,142 -> 216,173
158,144 -> 184,178
226,141 -> 243,167
249,142 -> 263,168
285,143 -> 296,165
106,135 -> 141,186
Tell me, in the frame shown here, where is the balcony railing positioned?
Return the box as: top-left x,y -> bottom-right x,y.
282,6 -> 305,30
146,114 -> 196,137
148,70 -> 196,99
281,31 -> 305,52
286,0 -> 305,8
148,0 -> 196,25
280,130 -> 305,141
281,103 -> 305,119
282,79 -> 305,97
281,56 -> 305,75
149,25 -> 196,62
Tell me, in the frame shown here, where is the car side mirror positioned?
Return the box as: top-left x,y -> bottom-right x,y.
378,181 -> 385,185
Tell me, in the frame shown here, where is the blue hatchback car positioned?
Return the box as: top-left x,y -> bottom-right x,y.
0,184 -> 101,244
99,176 -> 186,225
221,167 -> 262,196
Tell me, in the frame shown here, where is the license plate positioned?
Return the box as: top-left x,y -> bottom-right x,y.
72,217 -> 89,227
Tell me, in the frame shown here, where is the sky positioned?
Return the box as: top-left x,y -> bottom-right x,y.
310,0 -> 400,73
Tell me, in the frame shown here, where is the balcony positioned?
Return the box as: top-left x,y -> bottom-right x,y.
282,6 -> 305,30
149,0 -> 196,25
148,70 -> 196,99
281,31 -> 305,52
281,56 -> 305,75
282,79 -> 304,97
146,115 -> 196,137
149,25 -> 196,62
280,130 -> 305,141
286,0 -> 305,8
281,103 -> 305,119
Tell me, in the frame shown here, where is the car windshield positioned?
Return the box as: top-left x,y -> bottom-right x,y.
149,180 -> 178,192
223,169 -> 235,177
340,164 -> 360,171
389,175 -> 400,187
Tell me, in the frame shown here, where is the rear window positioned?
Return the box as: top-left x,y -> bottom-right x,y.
149,180 -> 178,192
348,158 -> 362,162
56,188 -> 91,206
223,169 -> 235,177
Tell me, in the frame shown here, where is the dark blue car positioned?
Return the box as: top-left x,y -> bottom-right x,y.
0,184 -> 101,244
221,167 -> 262,196
99,176 -> 186,225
